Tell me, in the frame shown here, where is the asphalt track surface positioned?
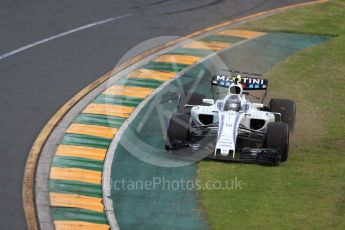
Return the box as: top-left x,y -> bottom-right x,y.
0,0 -> 310,229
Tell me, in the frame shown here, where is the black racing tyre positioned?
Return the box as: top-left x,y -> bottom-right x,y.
269,99 -> 296,132
177,92 -> 205,114
265,122 -> 289,162
165,113 -> 190,150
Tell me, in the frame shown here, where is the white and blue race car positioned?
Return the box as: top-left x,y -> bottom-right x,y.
165,70 -> 296,165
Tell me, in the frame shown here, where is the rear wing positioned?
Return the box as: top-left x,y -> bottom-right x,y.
211,70 -> 268,90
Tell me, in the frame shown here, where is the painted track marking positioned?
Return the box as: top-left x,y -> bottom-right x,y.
0,14 -> 130,61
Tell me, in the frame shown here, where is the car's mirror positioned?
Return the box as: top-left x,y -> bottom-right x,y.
202,99 -> 215,105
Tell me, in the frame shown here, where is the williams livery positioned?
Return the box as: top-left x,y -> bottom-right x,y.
213,73 -> 268,90
165,70 -> 296,165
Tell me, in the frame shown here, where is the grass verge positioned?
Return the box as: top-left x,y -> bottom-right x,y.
197,1 -> 345,229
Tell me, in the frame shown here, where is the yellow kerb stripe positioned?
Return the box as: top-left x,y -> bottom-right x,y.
82,103 -> 133,118
127,69 -> 176,81
56,145 -> 107,161
50,193 -> 104,212
54,221 -> 109,230
183,41 -> 230,51
66,123 -> 117,139
152,55 -> 201,65
103,85 -> 153,98
50,167 -> 101,185
217,29 -> 265,38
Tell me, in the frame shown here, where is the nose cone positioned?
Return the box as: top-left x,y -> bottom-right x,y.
220,149 -> 230,156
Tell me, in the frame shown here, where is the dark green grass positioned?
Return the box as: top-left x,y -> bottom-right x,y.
198,1 -> 345,229
239,0 -> 345,36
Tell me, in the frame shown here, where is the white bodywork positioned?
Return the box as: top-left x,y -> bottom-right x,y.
190,83 -> 275,157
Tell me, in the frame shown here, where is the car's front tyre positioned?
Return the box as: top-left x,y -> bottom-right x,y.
265,122 -> 289,162
165,113 -> 190,150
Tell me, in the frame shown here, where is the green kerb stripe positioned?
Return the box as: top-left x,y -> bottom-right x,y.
201,34 -> 244,44
50,179 -> 102,198
117,78 -> 163,89
74,114 -> 125,128
60,133 -> 111,149
93,94 -> 143,107
52,156 -> 103,172
142,62 -> 189,72
51,207 -> 108,224
167,48 -> 213,57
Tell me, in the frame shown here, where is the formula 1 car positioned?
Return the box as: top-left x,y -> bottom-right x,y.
165,70 -> 296,165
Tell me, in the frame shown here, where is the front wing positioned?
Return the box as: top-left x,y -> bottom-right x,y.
207,147 -> 281,165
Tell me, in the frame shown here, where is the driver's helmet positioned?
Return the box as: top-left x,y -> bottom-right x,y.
224,95 -> 241,111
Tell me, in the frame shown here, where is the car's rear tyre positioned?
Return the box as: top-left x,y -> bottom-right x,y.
269,99 -> 296,132
265,122 -> 289,162
165,113 -> 190,150
177,92 -> 205,114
